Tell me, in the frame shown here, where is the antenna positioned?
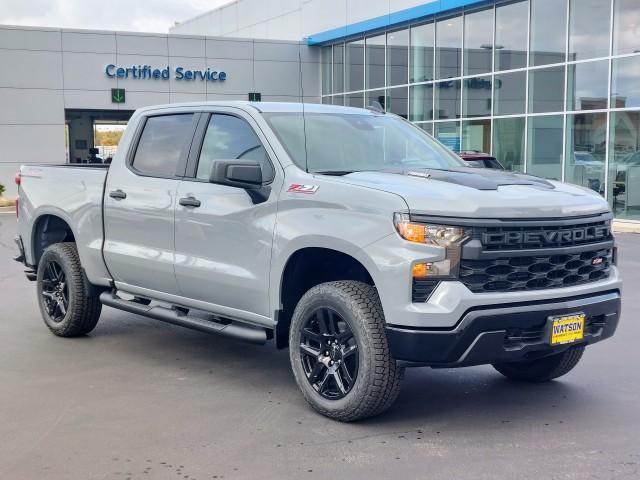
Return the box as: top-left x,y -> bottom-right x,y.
298,44 -> 310,173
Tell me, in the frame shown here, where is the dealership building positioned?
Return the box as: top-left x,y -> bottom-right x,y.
2,0 -> 640,221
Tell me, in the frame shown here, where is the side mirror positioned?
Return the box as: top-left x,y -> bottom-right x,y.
209,160 -> 263,189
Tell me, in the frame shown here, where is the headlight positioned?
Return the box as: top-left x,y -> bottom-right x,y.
393,213 -> 466,246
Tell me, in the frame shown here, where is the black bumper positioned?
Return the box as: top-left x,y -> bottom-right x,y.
387,290 -> 621,367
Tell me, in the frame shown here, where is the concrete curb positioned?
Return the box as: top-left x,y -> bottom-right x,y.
613,220 -> 640,234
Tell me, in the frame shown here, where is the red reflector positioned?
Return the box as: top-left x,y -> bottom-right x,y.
15,195 -> 19,219
15,171 -> 21,186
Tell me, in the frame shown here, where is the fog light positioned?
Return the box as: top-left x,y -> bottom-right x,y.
412,260 -> 451,278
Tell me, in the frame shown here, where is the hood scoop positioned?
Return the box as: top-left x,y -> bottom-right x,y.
394,167 -> 556,191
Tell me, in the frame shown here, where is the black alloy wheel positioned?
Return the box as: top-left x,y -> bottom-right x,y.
40,259 -> 69,323
299,307 -> 359,400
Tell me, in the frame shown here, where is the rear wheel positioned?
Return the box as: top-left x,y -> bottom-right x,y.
492,346 -> 585,383
37,243 -> 102,337
289,281 -> 403,422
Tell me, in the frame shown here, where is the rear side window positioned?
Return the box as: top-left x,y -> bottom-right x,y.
132,114 -> 194,177
196,114 -> 273,181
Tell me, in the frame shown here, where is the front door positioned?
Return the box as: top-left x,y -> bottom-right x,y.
174,112 -> 280,322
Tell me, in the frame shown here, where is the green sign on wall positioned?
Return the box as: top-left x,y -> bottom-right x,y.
111,88 -> 125,104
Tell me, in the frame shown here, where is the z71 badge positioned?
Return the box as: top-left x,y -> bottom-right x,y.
287,184 -> 319,194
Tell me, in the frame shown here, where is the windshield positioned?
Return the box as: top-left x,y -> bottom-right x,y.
263,112 -> 467,173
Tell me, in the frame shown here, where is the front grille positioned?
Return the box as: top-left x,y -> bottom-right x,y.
460,248 -> 612,293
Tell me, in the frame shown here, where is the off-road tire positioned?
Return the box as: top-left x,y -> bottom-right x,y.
492,346 -> 585,383
37,242 -> 102,337
289,280 -> 404,422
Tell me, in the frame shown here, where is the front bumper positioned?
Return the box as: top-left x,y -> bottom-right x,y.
386,290 -> 620,366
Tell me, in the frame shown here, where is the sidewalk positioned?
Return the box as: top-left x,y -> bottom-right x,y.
613,219 -> 640,234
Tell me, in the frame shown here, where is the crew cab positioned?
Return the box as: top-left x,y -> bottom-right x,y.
14,102 -> 621,421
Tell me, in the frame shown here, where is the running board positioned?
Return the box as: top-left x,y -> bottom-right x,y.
99,291 -> 267,345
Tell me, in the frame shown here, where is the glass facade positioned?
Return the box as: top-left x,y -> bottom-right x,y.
321,0 -> 640,220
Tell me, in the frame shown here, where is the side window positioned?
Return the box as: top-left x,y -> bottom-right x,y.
196,114 -> 272,181
132,114 -> 194,177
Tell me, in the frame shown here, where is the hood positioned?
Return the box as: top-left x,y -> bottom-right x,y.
334,167 -> 610,218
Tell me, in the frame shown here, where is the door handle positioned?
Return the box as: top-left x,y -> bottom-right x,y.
179,196 -> 201,208
109,189 -> 127,200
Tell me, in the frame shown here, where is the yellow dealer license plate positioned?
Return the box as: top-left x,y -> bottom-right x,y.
550,314 -> 585,345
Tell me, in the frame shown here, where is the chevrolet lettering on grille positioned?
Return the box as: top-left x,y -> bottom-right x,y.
482,225 -> 611,247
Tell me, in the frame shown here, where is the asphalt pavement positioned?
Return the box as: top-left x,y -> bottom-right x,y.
1,211 -> 639,480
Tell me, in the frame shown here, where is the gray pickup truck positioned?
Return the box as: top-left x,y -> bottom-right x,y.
14,102 -> 621,421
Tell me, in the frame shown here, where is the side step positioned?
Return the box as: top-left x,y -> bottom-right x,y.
99,291 -> 267,345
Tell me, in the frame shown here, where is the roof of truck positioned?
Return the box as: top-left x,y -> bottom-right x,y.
136,101 -> 379,116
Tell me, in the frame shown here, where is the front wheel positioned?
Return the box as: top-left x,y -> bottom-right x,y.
492,346 -> 585,383
289,281 -> 404,422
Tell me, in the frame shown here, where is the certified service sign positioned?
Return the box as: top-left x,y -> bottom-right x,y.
105,64 -> 227,82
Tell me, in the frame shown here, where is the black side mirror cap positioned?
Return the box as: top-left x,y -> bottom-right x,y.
209,160 -> 263,189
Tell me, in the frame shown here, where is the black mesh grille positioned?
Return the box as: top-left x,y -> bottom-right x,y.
412,279 -> 440,302
460,248 -> 612,293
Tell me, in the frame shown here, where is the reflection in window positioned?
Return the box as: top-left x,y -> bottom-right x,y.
366,90 -> 386,110
493,117 -> 525,172
567,60 -> 609,111
435,15 -> 462,79
494,71 -> 526,115
565,113 -> 607,194
346,92 -> 364,108
609,111 -> 640,219
613,0 -> 640,55
462,119 -> 491,153
419,122 -> 434,135
530,0 -> 567,66
529,66 -> 565,113
332,95 -> 345,106
568,0 -> 611,61
611,55 -> 640,109
464,8 -> 493,76
366,34 -> 385,90
462,76 -> 492,118
410,22 -> 434,83
527,115 -> 564,180
387,29 -> 408,86
434,80 -> 461,120
346,39 -> 364,92
409,84 -> 434,122
495,1 -> 528,71
321,46 -> 332,95
333,43 -> 344,94
435,121 -> 461,152
386,87 -> 408,118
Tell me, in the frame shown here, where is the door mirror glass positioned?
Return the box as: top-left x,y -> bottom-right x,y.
209,160 -> 263,189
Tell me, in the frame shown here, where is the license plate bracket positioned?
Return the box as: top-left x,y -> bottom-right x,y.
548,313 -> 586,346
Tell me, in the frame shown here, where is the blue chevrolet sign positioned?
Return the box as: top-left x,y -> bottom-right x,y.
105,64 -> 227,81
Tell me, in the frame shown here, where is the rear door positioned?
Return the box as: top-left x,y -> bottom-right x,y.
103,112 -> 199,295
173,110 -> 281,322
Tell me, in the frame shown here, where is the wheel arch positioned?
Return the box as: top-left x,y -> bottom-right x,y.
30,213 -> 77,266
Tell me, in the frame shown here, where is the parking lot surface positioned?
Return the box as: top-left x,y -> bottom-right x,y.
1,212 -> 639,480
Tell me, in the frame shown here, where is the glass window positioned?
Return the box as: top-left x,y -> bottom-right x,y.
464,8 -> 494,76
346,39 -> 364,92
435,15 -> 462,79
530,0 -> 567,66
386,87 -> 408,118
529,66 -> 565,113
568,0 -> 611,61
613,0 -> 640,55
567,60 -> 609,111
418,122 -> 434,135
332,95 -> 345,106
611,55 -> 640,109
565,112 -> 606,194
366,34 -> 385,90
608,111 -> 640,219
462,119 -> 491,153
494,71 -> 526,115
132,114 -> 193,177
434,121 -> 461,152
495,1 -> 528,71
196,115 -> 270,181
333,43 -> 345,93
493,117 -> 525,172
346,92 -> 364,108
527,115 -> 564,180
434,79 -> 461,120
322,96 -> 331,104
410,22 -> 434,83
387,29 -> 409,86
366,89 -> 386,110
321,46 -> 332,95
409,83 -> 434,122
462,75 -> 492,118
